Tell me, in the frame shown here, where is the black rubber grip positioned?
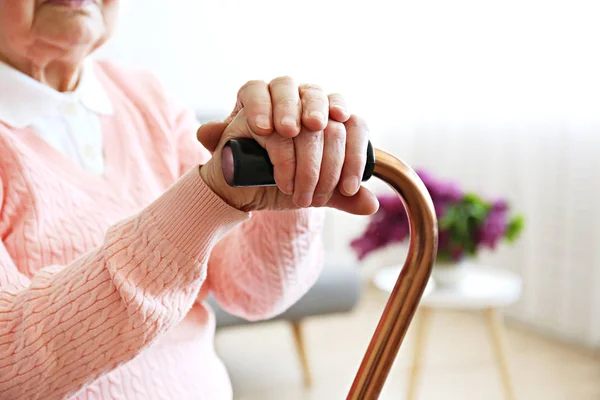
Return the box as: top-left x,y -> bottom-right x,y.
222,138 -> 375,187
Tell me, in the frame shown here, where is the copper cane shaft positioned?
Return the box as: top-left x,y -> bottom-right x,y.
347,148 -> 438,399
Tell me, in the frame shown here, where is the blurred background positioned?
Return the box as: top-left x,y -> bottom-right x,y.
98,0 -> 599,398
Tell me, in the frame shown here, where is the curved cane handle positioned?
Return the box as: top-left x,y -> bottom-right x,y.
221,139 -> 438,399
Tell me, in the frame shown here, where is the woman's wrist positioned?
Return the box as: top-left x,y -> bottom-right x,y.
199,159 -> 254,212
145,167 -> 250,259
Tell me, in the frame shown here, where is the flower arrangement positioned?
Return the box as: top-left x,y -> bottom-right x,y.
350,169 -> 524,263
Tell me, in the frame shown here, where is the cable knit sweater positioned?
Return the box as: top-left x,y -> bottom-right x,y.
0,61 -> 325,400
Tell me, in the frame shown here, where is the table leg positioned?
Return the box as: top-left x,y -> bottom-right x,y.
290,321 -> 312,388
485,308 -> 517,400
407,307 -> 432,400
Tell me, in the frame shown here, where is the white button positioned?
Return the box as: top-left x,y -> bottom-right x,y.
83,144 -> 96,159
63,102 -> 77,114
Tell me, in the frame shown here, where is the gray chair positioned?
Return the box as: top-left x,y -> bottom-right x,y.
206,253 -> 361,386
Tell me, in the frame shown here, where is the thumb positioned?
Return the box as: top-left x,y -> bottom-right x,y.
197,121 -> 228,153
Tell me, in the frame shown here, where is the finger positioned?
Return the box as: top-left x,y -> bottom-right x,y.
312,121 -> 346,207
196,121 -> 228,153
265,134 -> 296,195
340,115 -> 369,196
269,76 -> 301,138
237,80 -> 273,136
326,186 -> 379,215
293,128 -> 324,207
299,83 -> 329,132
219,108 -> 269,150
328,93 -> 351,123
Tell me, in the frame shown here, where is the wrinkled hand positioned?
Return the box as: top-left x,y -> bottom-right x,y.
197,77 -> 379,215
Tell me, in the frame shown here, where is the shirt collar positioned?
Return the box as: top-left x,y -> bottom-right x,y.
0,58 -> 113,128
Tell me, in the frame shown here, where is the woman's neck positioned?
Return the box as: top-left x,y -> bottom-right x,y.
0,52 -> 81,92
29,62 -> 82,92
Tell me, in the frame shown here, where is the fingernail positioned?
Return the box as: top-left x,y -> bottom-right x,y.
343,177 -> 359,195
256,115 -> 271,130
309,111 -> 326,123
286,181 -> 295,195
296,193 -> 313,207
281,116 -> 297,128
313,194 -> 328,206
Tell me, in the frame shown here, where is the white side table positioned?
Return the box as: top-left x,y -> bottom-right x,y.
372,263 -> 523,400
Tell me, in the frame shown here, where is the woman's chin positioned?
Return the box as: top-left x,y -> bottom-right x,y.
33,4 -> 107,49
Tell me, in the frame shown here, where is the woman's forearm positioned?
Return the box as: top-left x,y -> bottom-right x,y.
0,168 -> 248,400
207,208 -> 326,321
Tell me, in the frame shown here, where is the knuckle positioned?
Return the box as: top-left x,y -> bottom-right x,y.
332,135 -> 347,151
279,155 -> 296,169
328,92 -> 345,104
303,95 -> 328,109
276,98 -> 299,110
325,121 -> 346,139
346,114 -> 369,131
278,148 -> 297,167
300,83 -> 323,93
329,135 -> 347,153
270,75 -> 296,87
267,138 -> 296,167
239,80 -> 266,95
297,158 -> 322,183
318,170 -> 339,190
255,100 -> 273,110
315,177 -> 340,198
277,156 -> 297,174
248,99 -> 272,111
302,130 -> 323,147
301,84 -> 327,107
299,166 -> 320,183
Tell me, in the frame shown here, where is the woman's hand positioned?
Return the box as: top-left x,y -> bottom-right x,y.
198,110 -> 379,215
223,76 -> 351,136
197,77 -> 379,215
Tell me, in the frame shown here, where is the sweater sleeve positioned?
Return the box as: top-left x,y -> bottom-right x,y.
206,209 -> 326,321
174,106 -> 327,321
0,168 -> 249,400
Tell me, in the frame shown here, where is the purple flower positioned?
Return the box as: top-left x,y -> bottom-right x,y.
415,169 -> 435,188
492,199 -> 509,212
442,183 -> 463,202
350,193 -> 412,259
350,168 -> 520,261
415,169 -> 464,204
476,209 -> 508,249
451,248 -> 465,261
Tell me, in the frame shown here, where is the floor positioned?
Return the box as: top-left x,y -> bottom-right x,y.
215,285 -> 600,400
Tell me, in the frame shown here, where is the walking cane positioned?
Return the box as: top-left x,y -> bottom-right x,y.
222,138 -> 438,399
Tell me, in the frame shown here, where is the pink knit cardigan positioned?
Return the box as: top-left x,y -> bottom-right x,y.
0,61 -> 325,399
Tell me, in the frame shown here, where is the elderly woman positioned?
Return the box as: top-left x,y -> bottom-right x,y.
0,1 -> 378,399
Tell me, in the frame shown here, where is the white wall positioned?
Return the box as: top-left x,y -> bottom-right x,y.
98,0 -> 600,349
99,0 -> 600,131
